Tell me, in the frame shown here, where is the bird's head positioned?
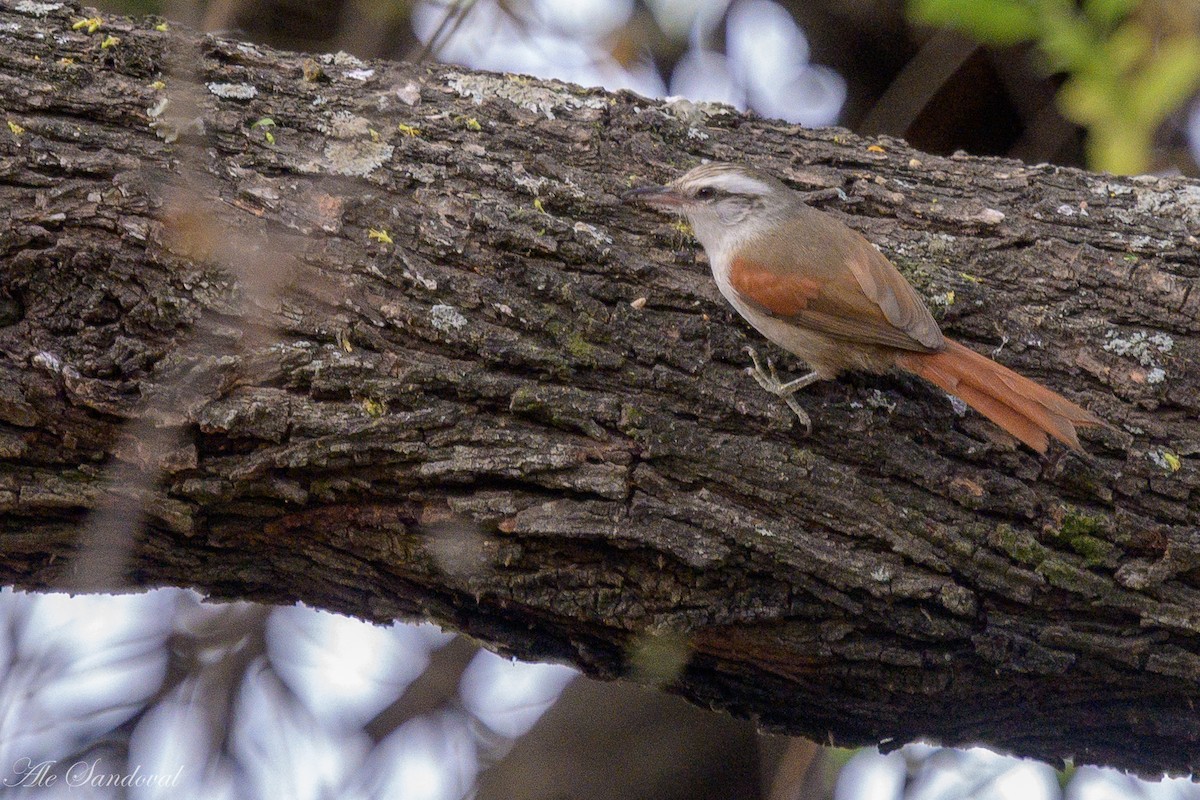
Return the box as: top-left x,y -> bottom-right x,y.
623,162 -> 795,254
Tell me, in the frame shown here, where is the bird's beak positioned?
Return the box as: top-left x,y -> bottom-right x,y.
622,184 -> 686,209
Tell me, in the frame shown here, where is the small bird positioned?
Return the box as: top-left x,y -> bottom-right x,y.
624,162 -> 1102,454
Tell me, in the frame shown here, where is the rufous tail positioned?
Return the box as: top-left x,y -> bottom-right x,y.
895,339 -> 1102,454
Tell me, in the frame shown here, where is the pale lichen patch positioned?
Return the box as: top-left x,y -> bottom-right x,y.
928,290 -> 955,309
663,96 -> 736,125
513,173 -> 547,194
207,82 -> 258,100
430,304 -> 467,331
946,395 -> 968,416
1093,181 -> 1133,197
14,1 -> 63,16
1132,184 -> 1200,228
319,51 -> 365,68
1104,330 -> 1173,383
404,271 -> 437,291
32,351 -> 63,373
973,208 -> 1005,225
395,82 -> 421,105
864,390 -> 896,413
393,163 -> 441,184
572,221 -> 612,244
1148,450 -> 1182,472
446,72 -> 606,120
319,110 -> 372,138
322,140 -> 393,177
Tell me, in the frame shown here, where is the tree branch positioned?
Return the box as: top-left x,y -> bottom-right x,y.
0,1 -> 1197,775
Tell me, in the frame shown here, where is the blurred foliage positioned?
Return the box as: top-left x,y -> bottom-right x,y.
1055,760 -> 1078,790
909,0 -> 1200,174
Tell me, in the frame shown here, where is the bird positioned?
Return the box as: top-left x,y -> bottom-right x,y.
623,162 -> 1103,454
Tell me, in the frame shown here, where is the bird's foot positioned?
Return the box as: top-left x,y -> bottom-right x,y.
742,346 -> 818,434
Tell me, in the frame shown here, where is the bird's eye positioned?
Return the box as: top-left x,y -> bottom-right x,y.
695,187 -> 716,200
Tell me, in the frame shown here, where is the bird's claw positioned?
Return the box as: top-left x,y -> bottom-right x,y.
742,346 -> 813,435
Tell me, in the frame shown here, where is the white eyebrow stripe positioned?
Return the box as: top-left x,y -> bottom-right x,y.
718,174 -> 774,194
692,172 -> 774,196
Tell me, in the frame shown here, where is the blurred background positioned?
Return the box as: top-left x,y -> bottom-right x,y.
5,0 -> 1200,797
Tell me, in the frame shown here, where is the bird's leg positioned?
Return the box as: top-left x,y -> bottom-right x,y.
742,346 -> 819,434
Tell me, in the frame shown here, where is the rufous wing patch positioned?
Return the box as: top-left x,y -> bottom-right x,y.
729,257 -> 822,316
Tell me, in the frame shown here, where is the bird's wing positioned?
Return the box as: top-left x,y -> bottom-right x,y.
729,208 -> 944,353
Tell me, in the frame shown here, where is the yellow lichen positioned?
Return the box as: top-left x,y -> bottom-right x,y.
368,228 -> 393,245
250,118 -> 276,145
72,17 -> 103,34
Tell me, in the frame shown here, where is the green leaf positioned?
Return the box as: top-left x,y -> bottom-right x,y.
1038,11 -> 1096,71
1038,0 -> 1076,13
1058,73 -> 1117,124
1103,22 -> 1152,75
1086,123 -> 1151,175
1128,37 -> 1200,123
1083,0 -> 1134,30
908,0 -> 1040,45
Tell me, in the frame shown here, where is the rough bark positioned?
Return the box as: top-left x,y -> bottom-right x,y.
1,0 -> 1198,776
